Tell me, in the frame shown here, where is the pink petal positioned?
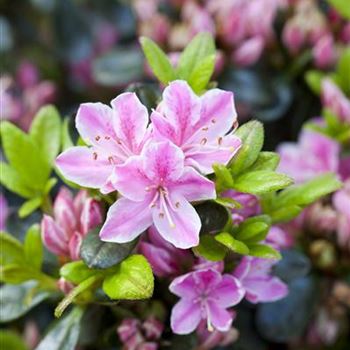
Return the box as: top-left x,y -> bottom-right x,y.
162,80 -> 201,143
111,92 -> 149,153
68,231 -> 83,260
56,146 -> 113,189
152,194 -> 200,249
233,257 -> 251,280
172,167 -> 216,202
142,141 -> 184,184
244,276 -> 288,303
169,272 -> 200,299
41,215 -> 69,256
76,102 -> 118,152
99,197 -> 153,243
112,157 -> 152,202
150,110 -> 178,144
80,198 -> 103,235
170,299 -> 202,334
196,89 -> 237,140
210,275 -> 244,308
185,134 -> 241,174
207,301 -> 233,332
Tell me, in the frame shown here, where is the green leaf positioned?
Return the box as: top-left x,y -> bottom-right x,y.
277,173 -> 342,207
102,255 -> 154,300
235,222 -> 270,243
0,281 -> 49,323
195,202 -> 229,234
248,152 -> 280,171
230,121 -> 264,175
0,231 -> 25,266
247,243 -> 281,259
213,163 -> 234,192
0,264 -> 43,284
305,70 -> 324,95
0,330 -> 28,350
269,205 -> 303,224
62,118 -> 74,150
188,54 -> 215,93
55,275 -> 101,318
60,261 -> 101,285
36,307 -> 84,350
234,171 -> 293,195
177,32 -> 215,80
80,227 -> 137,269
215,232 -> 249,255
30,105 -> 61,165
24,224 -> 43,270
336,47 -> 350,94
18,197 -> 42,218
0,162 -> 35,198
0,122 -> 50,189
328,0 -> 350,20
193,234 -> 226,261
140,37 -> 176,84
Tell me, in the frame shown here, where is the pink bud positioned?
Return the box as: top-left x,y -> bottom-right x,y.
142,317 -> 163,340
68,231 -> 84,261
313,35 -> 336,69
341,22 -> 350,44
17,61 -> 39,89
41,215 -> 69,256
80,198 -> 103,235
53,188 -> 76,237
232,37 -> 264,67
266,226 -> 294,249
282,21 -> 305,54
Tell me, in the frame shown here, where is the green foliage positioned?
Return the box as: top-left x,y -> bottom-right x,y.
328,0 -> 350,20
305,70 -> 324,95
336,48 -> 350,94
0,231 -> 25,266
0,106 -> 62,217
193,234 -> 227,261
195,202 -> 230,234
36,307 -> 84,350
215,232 -> 249,255
247,243 -> 281,259
102,255 -> 154,300
140,33 -> 216,93
248,152 -> 280,171
60,261 -> 100,285
24,224 -> 43,270
80,227 -> 138,269
0,330 -> 28,350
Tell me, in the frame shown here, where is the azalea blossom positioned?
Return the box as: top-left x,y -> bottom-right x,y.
56,92 -> 151,193
138,226 -> 193,277
233,256 -> 288,303
41,189 -> 103,260
100,141 -> 216,248
277,129 -> 340,183
169,268 -> 244,334
152,80 -> 241,175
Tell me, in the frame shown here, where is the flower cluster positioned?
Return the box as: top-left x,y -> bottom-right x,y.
56,80 -> 241,249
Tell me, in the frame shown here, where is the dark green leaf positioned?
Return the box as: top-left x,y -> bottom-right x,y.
0,281 -> 49,323
140,37 -> 176,84
215,232 -> 249,255
36,307 -> 84,350
195,202 -> 229,234
102,255 -> 154,300
80,227 -> 137,269
193,234 -> 227,261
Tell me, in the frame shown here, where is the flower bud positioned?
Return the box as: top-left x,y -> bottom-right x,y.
232,37 -> 264,67
313,35 -> 336,69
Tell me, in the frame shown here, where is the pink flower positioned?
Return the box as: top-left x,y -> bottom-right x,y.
152,80 -> 241,175
0,193 -> 9,231
138,226 -> 193,277
312,35 -> 336,69
233,256 -> 288,303
41,189 -> 103,260
222,190 -> 261,224
169,268 -> 244,334
322,79 -> 350,124
277,129 -> 340,183
282,20 -> 306,54
232,37 -> 264,67
56,93 -> 151,193
100,141 -> 216,248
265,226 -> 294,249
333,180 -> 350,250
117,317 -> 163,350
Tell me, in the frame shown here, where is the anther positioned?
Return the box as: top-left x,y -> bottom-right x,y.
200,138 -> 207,145
108,156 -> 115,164
105,136 -> 111,140
218,137 -> 223,145
175,202 -> 180,208
202,127 -> 209,131
95,136 -> 101,141
93,152 -> 98,160
159,213 -> 164,218
211,119 -> 216,124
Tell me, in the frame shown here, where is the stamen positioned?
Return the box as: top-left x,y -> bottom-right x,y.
93,152 -> 98,160
105,136 -> 111,140
159,213 -> 164,218
202,127 -> 209,131
160,192 -> 175,228
211,119 -> 216,124
95,136 -> 101,141
200,138 -> 207,145
108,156 -> 115,164
175,202 -> 180,208
218,137 -> 223,145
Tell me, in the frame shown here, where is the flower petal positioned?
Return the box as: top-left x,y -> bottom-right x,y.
185,134 -> 241,174
142,141 -> 184,184
76,102 -> 117,152
169,272 -> 199,299
112,157 -> 152,202
99,197 -> 153,243
68,231 -> 83,261
210,275 -> 245,308
172,167 -> 216,202
150,110 -> 178,144
80,198 -> 103,235
111,92 -> 149,153
153,194 -> 200,249
162,80 -> 201,143
171,299 -> 202,335
207,301 -> 233,332
56,146 -> 113,189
